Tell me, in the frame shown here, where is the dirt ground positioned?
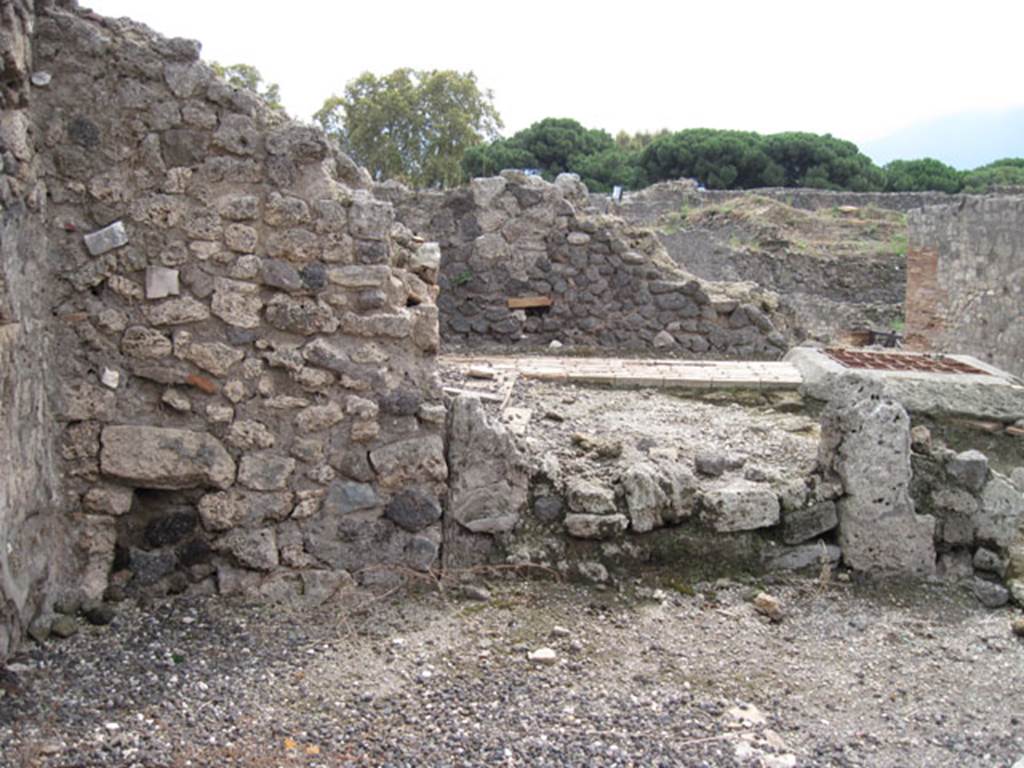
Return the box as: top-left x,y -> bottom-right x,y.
1,574 -> 1022,768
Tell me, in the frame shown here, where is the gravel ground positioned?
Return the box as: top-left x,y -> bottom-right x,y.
2,574 -> 1023,768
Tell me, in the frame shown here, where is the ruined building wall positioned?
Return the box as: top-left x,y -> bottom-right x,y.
388,173 -> 790,356
0,0 -> 447,657
589,180 -> 918,343
596,180 -> 961,219
0,0 -> 76,659
905,197 -> 1024,379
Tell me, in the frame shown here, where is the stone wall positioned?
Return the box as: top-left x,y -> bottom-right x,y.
905,197 -> 1024,379
595,180 -> 961,219
0,0 -> 75,659
595,180 -> 921,342
0,0 -> 447,652
445,385 -> 1024,605
389,173 -> 790,356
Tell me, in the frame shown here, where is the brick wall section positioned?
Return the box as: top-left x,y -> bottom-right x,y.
905,197 -> 1024,378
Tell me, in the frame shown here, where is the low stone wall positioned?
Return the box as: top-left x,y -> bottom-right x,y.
905,197 -> 1024,379
444,384 -> 1024,604
390,173 -> 789,356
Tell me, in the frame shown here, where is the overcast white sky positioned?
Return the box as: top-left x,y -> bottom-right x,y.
84,0 -> 1024,148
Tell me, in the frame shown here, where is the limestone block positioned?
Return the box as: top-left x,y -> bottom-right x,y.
839,499 -> 936,576
348,191 -> 393,240
295,401 -> 345,432
566,478 -> 616,516
121,326 -> 172,358
226,420 -> 276,450
178,339 -> 245,377
621,463 -> 668,533
446,396 -> 526,534
946,449 -> 989,492
977,476 -> 1024,550
211,278 -> 263,328
101,426 -> 236,490
264,295 -> 339,336
145,297 -> 210,326
701,483 -> 780,533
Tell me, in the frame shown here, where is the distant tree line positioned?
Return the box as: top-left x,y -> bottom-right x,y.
464,118 -> 1024,194
213,62 -> 1024,194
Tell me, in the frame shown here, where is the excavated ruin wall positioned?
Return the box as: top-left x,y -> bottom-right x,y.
0,0 -> 449,656
587,181 -> 922,343
593,180 -> 961,221
445,385 -> 1024,606
905,197 -> 1024,379
387,173 -> 789,356
0,0 -> 75,659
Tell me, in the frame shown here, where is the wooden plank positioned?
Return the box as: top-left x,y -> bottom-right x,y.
507,296 -> 553,309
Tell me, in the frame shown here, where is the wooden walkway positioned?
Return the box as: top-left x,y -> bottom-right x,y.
443,355 -> 804,391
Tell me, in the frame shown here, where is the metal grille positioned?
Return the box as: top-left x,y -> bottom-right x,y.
824,348 -> 988,376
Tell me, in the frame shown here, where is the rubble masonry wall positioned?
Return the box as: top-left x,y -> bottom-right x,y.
388,173 -> 789,355
1,0 -> 448,656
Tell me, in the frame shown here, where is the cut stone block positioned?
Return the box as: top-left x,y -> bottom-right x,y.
84,221 -> 128,256
145,266 -> 180,299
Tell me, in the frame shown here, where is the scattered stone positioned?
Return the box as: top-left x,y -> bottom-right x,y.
460,585 -> 491,602
910,424 -> 932,454
83,602 -> 116,626
49,616 -> 79,639
974,548 -> 1008,578
527,647 -> 558,666
1012,617 -> 1024,637
972,577 -> 1010,609
752,592 -> 784,622
30,70 -> 52,87
652,330 -> 675,348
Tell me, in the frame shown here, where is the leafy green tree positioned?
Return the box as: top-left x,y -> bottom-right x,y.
962,158 -> 1024,192
763,132 -> 881,190
639,129 -> 782,189
571,146 -> 647,192
210,62 -> 283,111
315,68 -> 502,188
882,158 -> 963,192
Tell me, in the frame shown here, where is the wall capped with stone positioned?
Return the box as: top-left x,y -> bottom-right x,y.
7,0 -> 446,632
389,172 -> 790,356
905,197 -> 1024,379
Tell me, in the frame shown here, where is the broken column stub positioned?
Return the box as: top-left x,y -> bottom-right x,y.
819,376 -> 936,576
